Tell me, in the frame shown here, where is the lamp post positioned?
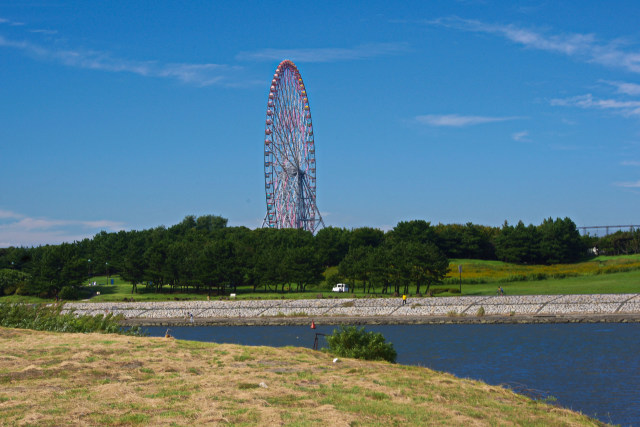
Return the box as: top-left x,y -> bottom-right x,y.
88,259 -> 92,280
105,262 -> 109,284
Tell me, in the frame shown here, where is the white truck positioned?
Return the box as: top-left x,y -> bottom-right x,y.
332,283 -> 349,293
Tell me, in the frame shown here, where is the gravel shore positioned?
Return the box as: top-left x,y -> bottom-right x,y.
63,293 -> 640,325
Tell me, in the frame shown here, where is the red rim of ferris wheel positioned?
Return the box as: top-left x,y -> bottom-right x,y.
263,60 -> 324,233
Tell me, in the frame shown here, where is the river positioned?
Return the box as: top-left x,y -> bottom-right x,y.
145,323 -> 640,426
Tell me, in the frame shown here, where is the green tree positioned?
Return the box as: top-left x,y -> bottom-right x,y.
369,245 -> 393,294
349,227 -> 385,250
121,232 -> 146,294
281,246 -> 323,292
0,246 -> 32,271
143,227 -> 169,292
198,240 -> 242,295
463,223 -> 498,260
314,226 -> 349,266
251,246 -> 284,293
338,246 -> 373,293
387,243 -> 412,295
324,271 -> 343,291
388,220 -> 437,246
417,243 -> 449,294
596,229 -> 640,256
169,215 -> 197,236
196,215 -> 228,233
0,269 -> 31,295
495,221 -> 541,264
29,244 -> 85,297
538,217 -> 585,264
433,223 -> 463,257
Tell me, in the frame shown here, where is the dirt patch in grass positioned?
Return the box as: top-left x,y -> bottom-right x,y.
0,327 -> 606,426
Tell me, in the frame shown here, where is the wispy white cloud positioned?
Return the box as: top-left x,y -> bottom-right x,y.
416,114 -> 522,127
4,17 -> 403,84
428,17 -> 640,74
0,210 -> 125,247
0,17 -> 23,26
0,209 -> 24,219
550,94 -> 640,117
621,160 -> 640,166
236,43 -> 409,63
29,29 -> 58,35
601,80 -> 640,96
8,217 -> 122,231
614,180 -> 640,188
512,130 -> 530,142
0,34 -> 240,87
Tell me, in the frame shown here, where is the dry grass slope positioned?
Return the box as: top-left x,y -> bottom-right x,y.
0,327 -> 606,426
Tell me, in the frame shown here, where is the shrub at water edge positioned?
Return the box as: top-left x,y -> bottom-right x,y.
325,325 -> 397,363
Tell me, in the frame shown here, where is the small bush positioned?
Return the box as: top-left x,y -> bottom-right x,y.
289,311 -> 308,317
3,284 -> 17,296
326,326 -> 396,363
531,272 -> 548,281
59,286 -> 80,300
476,306 -> 485,317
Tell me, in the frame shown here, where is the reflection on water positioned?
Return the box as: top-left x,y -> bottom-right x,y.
146,323 -> 640,426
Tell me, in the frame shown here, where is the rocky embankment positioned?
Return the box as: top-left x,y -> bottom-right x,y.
63,294 -> 640,326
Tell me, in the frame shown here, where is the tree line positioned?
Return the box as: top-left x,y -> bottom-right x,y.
0,214 -> 630,299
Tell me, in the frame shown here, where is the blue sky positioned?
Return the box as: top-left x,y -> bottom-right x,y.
2,1 -> 640,247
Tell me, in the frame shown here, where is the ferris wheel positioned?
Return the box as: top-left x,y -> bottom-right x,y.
263,60 -> 324,233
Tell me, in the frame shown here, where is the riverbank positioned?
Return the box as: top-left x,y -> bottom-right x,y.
62,293 -> 640,326
0,327 -> 605,426
125,313 -> 640,326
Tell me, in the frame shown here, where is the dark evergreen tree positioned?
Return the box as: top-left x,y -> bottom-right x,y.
495,221 -> 541,264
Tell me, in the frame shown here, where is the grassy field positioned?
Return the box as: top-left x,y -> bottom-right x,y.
440,269 -> 640,296
436,254 -> 640,296
0,327 -> 605,426
447,254 -> 640,283
2,254 -> 639,303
